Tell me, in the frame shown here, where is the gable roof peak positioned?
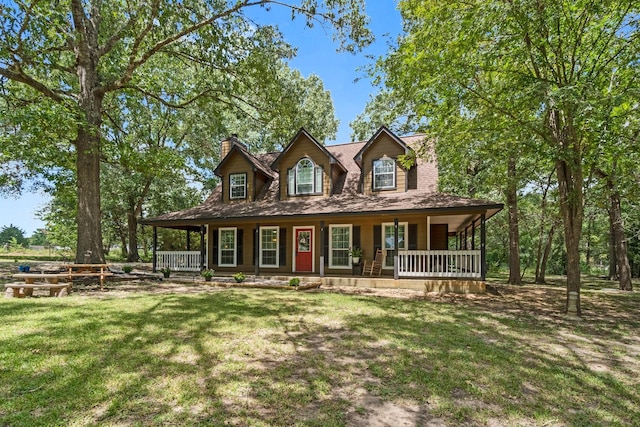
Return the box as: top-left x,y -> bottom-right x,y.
270,127 -> 347,172
213,139 -> 275,179
353,125 -> 411,166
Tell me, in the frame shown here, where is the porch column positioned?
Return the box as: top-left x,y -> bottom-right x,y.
464,227 -> 468,250
152,226 -> 158,272
472,220 -> 477,273
319,221 -> 325,277
186,230 -> 191,251
394,218 -> 399,280
472,220 -> 476,250
199,225 -> 205,271
255,224 -> 260,276
426,216 -> 431,250
481,213 -> 487,281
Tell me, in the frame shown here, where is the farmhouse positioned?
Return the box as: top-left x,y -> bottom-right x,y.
142,126 -> 502,290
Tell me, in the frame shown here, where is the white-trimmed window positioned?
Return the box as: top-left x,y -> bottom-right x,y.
218,227 -> 237,267
259,226 -> 279,267
288,158 -> 323,195
329,224 -> 352,269
229,173 -> 246,199
373,158 -> 396,190
382,222 -> 407,268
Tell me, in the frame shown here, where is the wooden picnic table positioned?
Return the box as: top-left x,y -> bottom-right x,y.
8,264 -> 114,298
61,264 -> 113,290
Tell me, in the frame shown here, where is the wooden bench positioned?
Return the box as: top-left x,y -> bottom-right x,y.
4,282 -> 71,298
13,273 -> 70,284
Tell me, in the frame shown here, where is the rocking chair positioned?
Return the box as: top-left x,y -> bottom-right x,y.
362,249 -> 384,276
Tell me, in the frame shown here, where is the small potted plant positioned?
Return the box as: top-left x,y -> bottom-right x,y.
201,269 -> 214,282
349,247 -> 363,264
160,267 -> 171,278
233,272 -> 245,283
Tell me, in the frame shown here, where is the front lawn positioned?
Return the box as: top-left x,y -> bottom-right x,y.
1,285 -> 638,426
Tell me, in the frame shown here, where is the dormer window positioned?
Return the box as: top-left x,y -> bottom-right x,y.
230,173 -> 246,199
288,158 -> 323,195
373,158 -> 396,190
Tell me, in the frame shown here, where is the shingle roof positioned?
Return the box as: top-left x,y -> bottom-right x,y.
142,133 -> 502,227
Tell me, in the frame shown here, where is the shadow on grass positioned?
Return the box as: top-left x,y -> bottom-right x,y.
342,292 -> 640,426
0,288 -> 638,426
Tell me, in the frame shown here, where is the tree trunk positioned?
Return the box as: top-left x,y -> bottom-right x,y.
584,213 -> 594,271
534,170 -> 554,284
550,109 -> 583,317
538,224 -> 555,284
127,209 -> 140,262
609,187 -> 633,291
119,229 -> 128,259
75,108 -> 105,264
126,181 -> 151,262
506,156 -> 522,285
558,160 -> 582,316
608,209 -> 617,280
73,5 -> 105,264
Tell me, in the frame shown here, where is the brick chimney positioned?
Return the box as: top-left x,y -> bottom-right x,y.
220,134 -> 238,159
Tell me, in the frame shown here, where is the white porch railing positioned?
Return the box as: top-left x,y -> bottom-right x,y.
156,251 -> 206,272
398,250 -> 482,278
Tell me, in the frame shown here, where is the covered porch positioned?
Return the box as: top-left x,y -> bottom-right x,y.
148,209 -> 493,282
151,225 -> 208,272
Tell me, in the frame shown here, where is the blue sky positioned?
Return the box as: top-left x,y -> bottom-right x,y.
0,1 -> 402,235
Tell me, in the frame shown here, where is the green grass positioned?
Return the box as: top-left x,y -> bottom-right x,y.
1,287 -> 639,426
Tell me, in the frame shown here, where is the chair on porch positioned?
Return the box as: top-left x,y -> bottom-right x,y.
362,249 -> 384,276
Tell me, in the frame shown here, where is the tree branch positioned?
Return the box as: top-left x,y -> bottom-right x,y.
100,0 -> 269,94
0,66 -> 66,102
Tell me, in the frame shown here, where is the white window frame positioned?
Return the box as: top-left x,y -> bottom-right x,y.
382,222 -> 408,269
296,158 -> 315,194
229,173 -> 247,200
218,227 -> 237,267
329,224 -> 352,269
373,158 -> 396,190
289,158 -> 323,196
259,226 -> 279,268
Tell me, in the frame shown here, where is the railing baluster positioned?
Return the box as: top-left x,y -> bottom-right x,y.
397,250 -> 481,278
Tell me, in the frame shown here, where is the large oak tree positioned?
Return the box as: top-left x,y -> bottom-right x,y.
0,0 -> 371,263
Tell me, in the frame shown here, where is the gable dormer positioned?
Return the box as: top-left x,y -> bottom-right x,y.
214,136 -> 274,203
354,126 -> 414,195
270,128 -> 347,199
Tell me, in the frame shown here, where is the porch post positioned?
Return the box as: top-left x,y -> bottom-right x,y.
464,227 -> 468,250
199,225 -> 205,271
481,213 -> 487,281
187,230 -> 191,251
472,220 -> 477,273
426,216 -> 431,250
319,221 -> 325,277
255,224 -> 260,276
394,218 -> 399,280
472,220 -> 476,250
152,226 -> 158,272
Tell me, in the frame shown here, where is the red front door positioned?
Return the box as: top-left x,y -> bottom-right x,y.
295,228 -> 313,272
